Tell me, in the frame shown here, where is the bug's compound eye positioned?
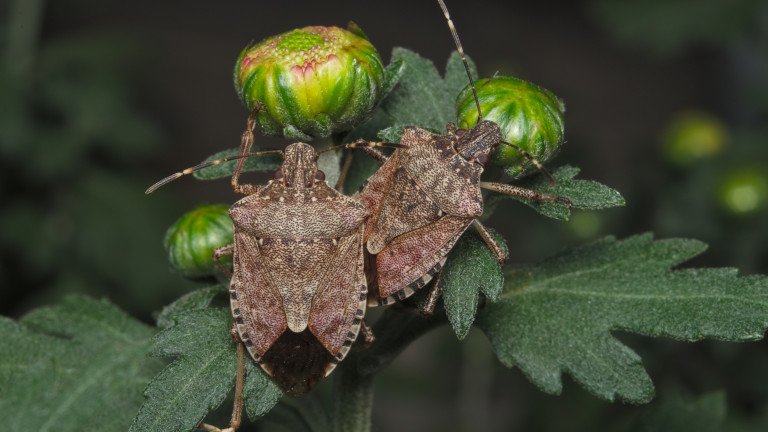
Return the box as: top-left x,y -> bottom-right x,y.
273,169 -> 284,180
476,153 -> 490,166
314,170 -> 326,182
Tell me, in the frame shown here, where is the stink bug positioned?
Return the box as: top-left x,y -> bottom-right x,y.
355,0 -> 571,311
147,113 -> 376,430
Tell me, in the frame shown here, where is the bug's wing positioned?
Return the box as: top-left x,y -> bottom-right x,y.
308,226 -> 367,372
366,165 -> 444,255
374,215 -> 471,303
359,150 -> 401,244
405,133 -> 484,218
230,232 -> 287,361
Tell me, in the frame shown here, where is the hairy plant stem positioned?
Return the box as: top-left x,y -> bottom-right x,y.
331,305 -> 446,432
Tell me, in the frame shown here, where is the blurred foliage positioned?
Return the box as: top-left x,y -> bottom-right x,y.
591,0 -> 767,53
0,0 -> 195,318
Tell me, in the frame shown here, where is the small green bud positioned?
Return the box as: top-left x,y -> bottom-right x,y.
718,168 -> 768,215
164,204 -> 234,278
456,76 -> 565,178
662,111 -> 727,167
234,25 -> 386,140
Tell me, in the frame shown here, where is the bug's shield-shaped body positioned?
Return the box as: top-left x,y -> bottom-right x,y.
361,121 -> 501,304
228,143 -> 368,394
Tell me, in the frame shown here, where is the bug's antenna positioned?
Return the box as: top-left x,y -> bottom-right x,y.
317,140 -> 406,155
437,0 -> 483,119
145,150 -> 283,194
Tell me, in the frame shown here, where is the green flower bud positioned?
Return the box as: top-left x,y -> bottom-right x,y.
662,111 -> 727,167
234,25 -> 386,140
718,168 -> 768,215
164,204 -> 234,278
457,76 -> 565,178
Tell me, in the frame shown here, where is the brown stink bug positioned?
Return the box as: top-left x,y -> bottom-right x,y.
147,115 -> 375,429
351,0 -> 571,312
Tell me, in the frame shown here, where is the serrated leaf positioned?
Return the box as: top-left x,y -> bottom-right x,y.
244,361 -> 283,419
0,295 -> 161,432
477,234 -> 768,403
349,49 -> 477,142
130,308 -> 281,432
192,147 -> 282,181
444,51 -> 479,103
442,229 -> 508,340
156,285 -> 226,329
494,165 -> 625,221
380,60 -> 406,101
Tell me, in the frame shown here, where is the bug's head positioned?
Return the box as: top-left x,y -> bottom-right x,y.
455,120 -> 501,166
273,142 -> 326,188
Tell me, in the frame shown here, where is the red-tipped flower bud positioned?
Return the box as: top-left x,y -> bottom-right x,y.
234,25 -> 387,140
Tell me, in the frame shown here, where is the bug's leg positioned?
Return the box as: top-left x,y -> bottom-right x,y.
419,270 -> 445,316
335,151 -> 355,191
502,141 -> 557,184
359,146 -> 388,164
472,220 -> 508,264
480,182 -> 572,207
360,321 -> 376,349
228,342 -> 246,432
213,244 -> 234,278
198,342 -> 246,432
231,107 -> 262,195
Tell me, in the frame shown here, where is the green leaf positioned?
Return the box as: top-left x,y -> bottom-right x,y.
444,51 -> 479,104
244,361 -> 283,419
442,229 -> 508,340
630,391 -> 726,432
477,234 -> 768,403
192,147 -> 282,181
130,308 -> 282,432
495,165 -> 625,221
380,60 -> 406,101
156,285 -> 226,329
0,295 -> 161,432
349,49 -> 477,143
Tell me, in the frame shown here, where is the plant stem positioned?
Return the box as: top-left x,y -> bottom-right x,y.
331,364 -> 374,432
331,305 -> 446,431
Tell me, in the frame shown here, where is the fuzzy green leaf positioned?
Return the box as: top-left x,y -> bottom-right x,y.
381,60 -> 406,101
0,295 -> 161,432
442,229 -> 508,340
244,361 -> 283,419
192,147 -> 282,181
477,234 -> 768,403
497,165 -> 625,221
156,285 -> 226,329
350,49 -> 477,143
130,308 -> 281,432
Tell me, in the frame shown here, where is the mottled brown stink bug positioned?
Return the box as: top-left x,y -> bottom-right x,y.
147,117 -> 381,429
356,0 -> 571,311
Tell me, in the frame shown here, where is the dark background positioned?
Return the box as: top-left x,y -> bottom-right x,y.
1,0 -> 767,431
